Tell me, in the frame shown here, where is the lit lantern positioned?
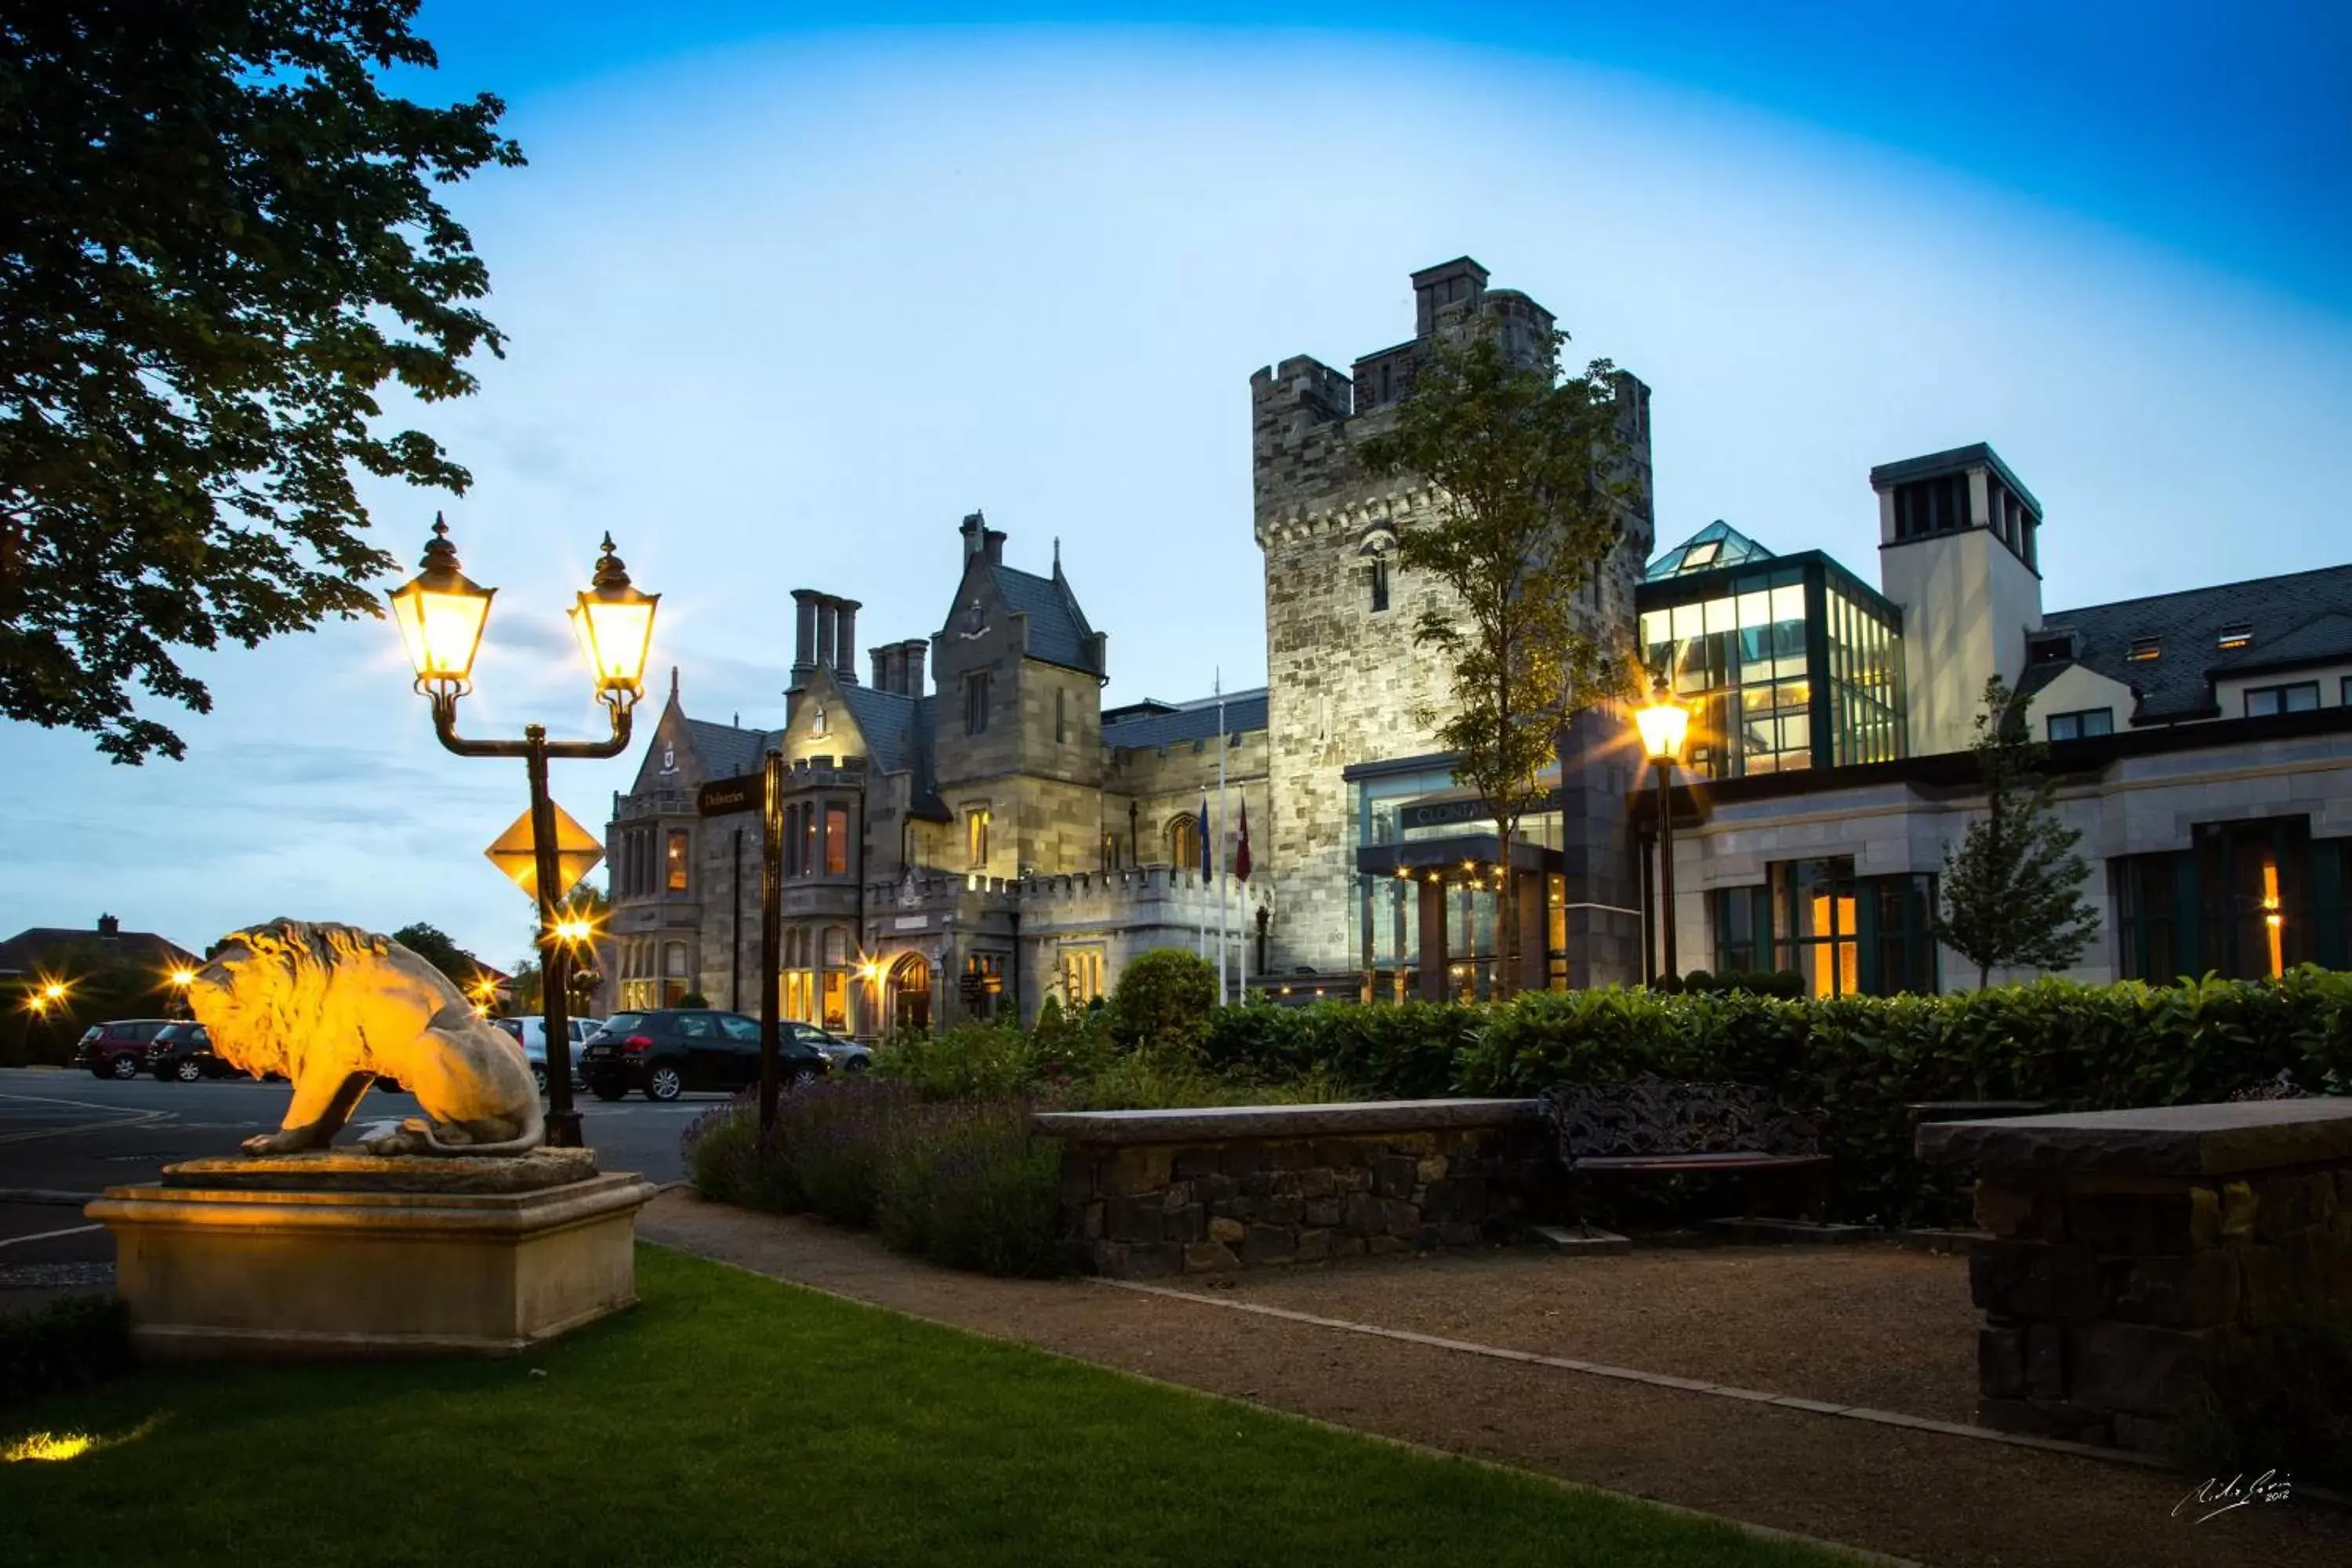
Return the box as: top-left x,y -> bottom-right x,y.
387,515 -> 495,693
1634,677 -> 1691,762
568,535 -> 660,705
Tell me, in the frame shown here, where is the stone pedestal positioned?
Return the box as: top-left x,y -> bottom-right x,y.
1917,1101 -> 2352,1454
86,1150 -> 659,1360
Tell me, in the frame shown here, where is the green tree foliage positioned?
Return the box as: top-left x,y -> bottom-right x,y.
0,1 -> 524,762
1108,948 -> 1218,1061
388,921 -> 483,986
1357,324 -> 1636,998
1934,677 -> 2102,988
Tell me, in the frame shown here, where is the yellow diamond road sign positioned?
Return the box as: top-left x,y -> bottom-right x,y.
485,803 -> 604,902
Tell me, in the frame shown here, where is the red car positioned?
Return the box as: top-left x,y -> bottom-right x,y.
72,1018 -> 172,1079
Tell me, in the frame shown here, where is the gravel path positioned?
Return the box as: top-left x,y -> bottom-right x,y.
641,1192 -> 2352,1568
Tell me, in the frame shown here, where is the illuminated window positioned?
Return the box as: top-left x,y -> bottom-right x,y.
665,829 -> 690,892
825,804 -> 849,876
2126,637 -> 2161,662
966,807 -> 991,869
2216,623 -> 2253,651
1677,539 -> 1721,571
1168,814 -> 1200,871
1062,947 -> 1105,1004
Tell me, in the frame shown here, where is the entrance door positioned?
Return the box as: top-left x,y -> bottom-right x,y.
888,954 -> 932,1033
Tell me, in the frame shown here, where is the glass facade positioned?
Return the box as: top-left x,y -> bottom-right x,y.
1638,552 -> 1904,779
2114,816 -> 2349,982
1710,858 -> 1938,995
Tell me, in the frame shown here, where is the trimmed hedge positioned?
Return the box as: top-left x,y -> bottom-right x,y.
1201,969 -> 2352,1223
2,1296 -> 131,1407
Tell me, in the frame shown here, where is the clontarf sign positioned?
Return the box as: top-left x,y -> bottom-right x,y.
697,774 -> 763,818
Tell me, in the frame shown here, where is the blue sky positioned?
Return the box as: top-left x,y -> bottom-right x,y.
3,4 -> 2347,967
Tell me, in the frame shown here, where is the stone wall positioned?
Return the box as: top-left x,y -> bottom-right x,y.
1250,263 -> 1653,980
1969,1167 -> 2352,1452
1041,1102 -> 1557,1279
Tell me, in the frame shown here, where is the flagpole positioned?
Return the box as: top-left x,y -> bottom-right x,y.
1216,670 -> 1229,1007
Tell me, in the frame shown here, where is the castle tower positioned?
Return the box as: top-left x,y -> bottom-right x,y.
1252,259 -> 1655,979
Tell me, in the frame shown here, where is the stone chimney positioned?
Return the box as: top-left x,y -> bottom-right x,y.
983,528 -> 1007,566
870,645 -> 893,690
97,913 -> 120,938
960,510 -> 986,562
898,639 -> 927,698
790,589 -> 819,688
833,600 -> 860,684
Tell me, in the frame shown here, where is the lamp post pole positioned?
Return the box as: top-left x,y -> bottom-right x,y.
757,746 -> 785,1134
393,521 -> 659,1152
1653,756 -> 1677,984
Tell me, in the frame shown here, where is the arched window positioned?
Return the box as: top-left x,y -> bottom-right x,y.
1358,527 -> 1397,615
1167,814 -> 1200,873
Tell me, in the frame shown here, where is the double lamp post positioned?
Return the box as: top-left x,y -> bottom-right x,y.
388,518 -> 659,1149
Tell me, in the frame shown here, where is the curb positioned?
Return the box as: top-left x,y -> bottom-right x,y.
0,1188 -> 103,1207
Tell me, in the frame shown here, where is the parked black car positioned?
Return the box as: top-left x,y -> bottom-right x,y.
579,1009 -> 829,1102
72,1019 -> 171,1079
145,1021 -> 244,1082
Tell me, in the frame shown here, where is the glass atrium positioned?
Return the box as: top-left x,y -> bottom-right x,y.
1638,524 -> 1907,779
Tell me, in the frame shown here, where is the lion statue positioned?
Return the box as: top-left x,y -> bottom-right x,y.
187,919 -> 543,1157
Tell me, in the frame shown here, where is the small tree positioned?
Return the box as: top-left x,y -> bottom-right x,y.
389,921 -> 482,985
1359,324 -> 1635,998
1109,949 -> 1217,1062
1936,677 -> 2101,989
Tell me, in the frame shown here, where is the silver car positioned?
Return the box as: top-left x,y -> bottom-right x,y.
493,1016 -> 602,1094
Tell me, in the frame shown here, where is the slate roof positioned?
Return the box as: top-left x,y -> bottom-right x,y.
0,925 -> 197,977
838,684 -> 921,776
995,564 -> 1100,674
2033,564 -> 2352,724
1102,689 -> 1269,750
683,717 -> 779,780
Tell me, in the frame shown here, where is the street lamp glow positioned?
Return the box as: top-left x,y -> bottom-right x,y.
1635,677 -> 1690,761
552,916 -> 596,946
568,535 -> 660,704
387,515 -> 495,693
168,968 -> 196,989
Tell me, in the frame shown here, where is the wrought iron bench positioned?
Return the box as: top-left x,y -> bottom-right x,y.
1539,1074 -> 1833,1223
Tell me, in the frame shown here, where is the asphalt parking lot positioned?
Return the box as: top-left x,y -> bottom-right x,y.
0,1067 -> 712,1307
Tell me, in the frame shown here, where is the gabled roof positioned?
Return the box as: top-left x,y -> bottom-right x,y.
2037,564 -> 2352,723
683,717 -> 779,780
1645,520 -> 1775,581
1103,688 -> 1269,750
0,925 -> 197,977
994,563 -> 1101,674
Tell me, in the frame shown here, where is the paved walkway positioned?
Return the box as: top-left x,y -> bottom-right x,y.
641,1191 -> 2352,1568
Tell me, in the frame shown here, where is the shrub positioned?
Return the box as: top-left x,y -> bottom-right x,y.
1109,949 -> 1217,1060
873,1022 -> 1040,1100
676,990 -> 711,1008
2176,1310 -> 2352,1490
2,1296 -> 131,1407
874,1100 -> 1069,1276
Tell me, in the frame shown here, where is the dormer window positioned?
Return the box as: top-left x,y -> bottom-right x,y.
2216,623 -> 2253,652
2126,637 -> 2162,662
2027,631 -> 2076,664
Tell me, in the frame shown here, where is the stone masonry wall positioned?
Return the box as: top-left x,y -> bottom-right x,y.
1970,1167 -> 2352,1452
1251,268 -> 1654,979
1062,1123 -> 1559,1279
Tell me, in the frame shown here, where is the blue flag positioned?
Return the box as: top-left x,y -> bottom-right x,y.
1199,792 -> 1214,881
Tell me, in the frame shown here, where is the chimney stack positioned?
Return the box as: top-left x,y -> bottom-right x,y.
97,913 -> 120,938
983,528 -> 1007,566
834,600 -> 860,684
790,590 -> 819,688
960,510 -> 986,562
899,639 -> 928,698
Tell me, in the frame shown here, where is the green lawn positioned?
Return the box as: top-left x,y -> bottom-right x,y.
4,1246 -> 1847,1567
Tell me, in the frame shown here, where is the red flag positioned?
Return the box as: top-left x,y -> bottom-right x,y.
1234,800 -> 1252,882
